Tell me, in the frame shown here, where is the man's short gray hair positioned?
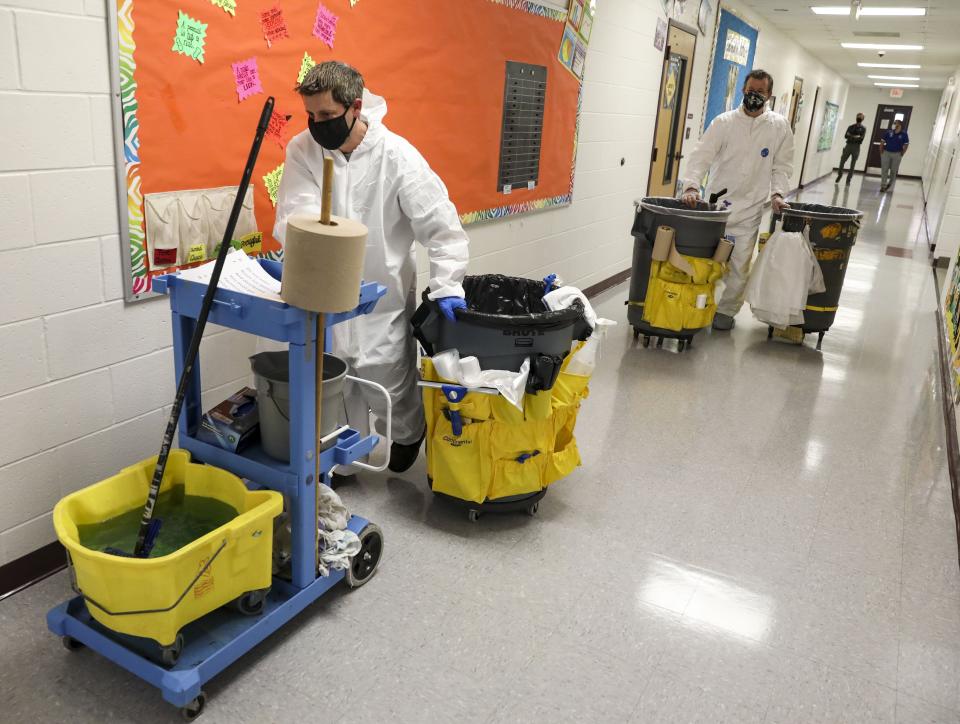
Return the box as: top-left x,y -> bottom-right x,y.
296,61 -> 364,106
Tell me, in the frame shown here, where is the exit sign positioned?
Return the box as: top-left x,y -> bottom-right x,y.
890,87 -> 904,98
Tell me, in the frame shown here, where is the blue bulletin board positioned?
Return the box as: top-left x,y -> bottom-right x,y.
703,7 -> 758,131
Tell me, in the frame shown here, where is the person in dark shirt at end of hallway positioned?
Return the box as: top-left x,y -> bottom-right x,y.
836,113 -> 866,185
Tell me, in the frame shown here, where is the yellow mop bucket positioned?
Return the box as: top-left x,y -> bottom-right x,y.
53,450 -> 282,646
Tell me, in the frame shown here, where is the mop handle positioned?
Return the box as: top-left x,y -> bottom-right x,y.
320,156 -> 334,225
133,97 -> 275,557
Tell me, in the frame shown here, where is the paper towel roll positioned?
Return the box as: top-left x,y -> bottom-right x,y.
281,213 -> 368,312
652,225 -> 675,261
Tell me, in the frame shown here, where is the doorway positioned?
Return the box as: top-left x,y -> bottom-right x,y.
865,104 -> 912,173
788,77 -> 804,133
799,86 -> 821,187
647,21 -> 697,197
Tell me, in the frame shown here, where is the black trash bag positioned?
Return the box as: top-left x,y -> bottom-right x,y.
411,274 -> 591,393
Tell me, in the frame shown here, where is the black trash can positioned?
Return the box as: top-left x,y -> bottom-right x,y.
767,202 -> 863,349
627,197 -> 731,350
412,274 -> 591,392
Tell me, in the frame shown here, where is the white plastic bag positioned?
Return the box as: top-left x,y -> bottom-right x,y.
745,226 -> 824,329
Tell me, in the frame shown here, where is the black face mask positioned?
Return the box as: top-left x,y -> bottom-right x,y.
307,107 -> 357,150
743,91 -> 766,112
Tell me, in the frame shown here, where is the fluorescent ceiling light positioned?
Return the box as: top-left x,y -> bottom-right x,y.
860,7 -> 926,15
858,62 -> 922,68
841,42 -> 924,50
812,6 -> 926,15
873,82 -> 919,87
868,74 -> 920,80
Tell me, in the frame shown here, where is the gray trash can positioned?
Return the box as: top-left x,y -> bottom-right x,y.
627,197 -> 731,350
250,351 -> 348,462
412,274 -> 591,392
766,202 -> 863,349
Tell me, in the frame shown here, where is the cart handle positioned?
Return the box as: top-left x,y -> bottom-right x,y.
417,381 -> 501,396
340,375 -> 392,473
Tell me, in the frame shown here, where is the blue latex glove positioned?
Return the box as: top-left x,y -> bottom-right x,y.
543,273 -> 557,292
437,296 -> 467,322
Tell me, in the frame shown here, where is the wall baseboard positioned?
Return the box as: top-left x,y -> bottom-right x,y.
583,268 -> 631,299
0,541 -> 66,602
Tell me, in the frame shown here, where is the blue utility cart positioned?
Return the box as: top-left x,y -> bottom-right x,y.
47,259 -> 387,720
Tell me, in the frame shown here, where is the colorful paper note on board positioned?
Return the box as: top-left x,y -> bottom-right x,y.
557,23 -> 578,77
210,0 -> 236,16
578,3 -> 594,42
187,243 -> 207,263
567,0 -> 584,29
572,39 -> 586,79
232,57 -> 263,102
263,164 -> 284,207
266,109 -> 290,146
259,4 -> 290,48
312,3 -> 338,49
171,11 -> 207,64
297,51 -> 316,84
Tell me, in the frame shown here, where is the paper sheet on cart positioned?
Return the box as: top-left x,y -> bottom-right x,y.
175,249 -> 283,301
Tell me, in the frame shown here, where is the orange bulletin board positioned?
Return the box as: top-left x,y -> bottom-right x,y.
113,0 -> 584,299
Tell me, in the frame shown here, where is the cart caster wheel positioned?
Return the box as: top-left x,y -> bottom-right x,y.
678,340 -> 686,352
643,336 -> 651,348
656,337 -> 664,349
233,588 -> 268,616
180,692 -> 206,721
525,502 -> 539,517
160,633 -> 184,668
632,327 -> 640,340
61,635 -> 84,652
467,509 -> 481,522
816,332 -> 825,351
346,523 -> 383,588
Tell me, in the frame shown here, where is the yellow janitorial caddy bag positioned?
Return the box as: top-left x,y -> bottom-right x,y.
421,354 -> 590,505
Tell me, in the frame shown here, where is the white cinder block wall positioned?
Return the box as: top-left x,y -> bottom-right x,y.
2,0 -> 850,565
924,70 -> 960,265
0,0 -> 254,565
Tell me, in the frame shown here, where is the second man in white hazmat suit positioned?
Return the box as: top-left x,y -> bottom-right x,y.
274,61 -> 470,473
680,69 -> 795,331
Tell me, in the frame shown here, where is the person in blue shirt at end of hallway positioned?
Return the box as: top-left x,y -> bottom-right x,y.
880,120 -> 909,193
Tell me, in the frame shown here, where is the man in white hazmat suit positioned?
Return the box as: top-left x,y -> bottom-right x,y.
680,69 -> 794,331
274,61 -> 470,473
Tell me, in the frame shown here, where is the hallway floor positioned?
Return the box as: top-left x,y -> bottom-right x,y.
3,175 -> 959,723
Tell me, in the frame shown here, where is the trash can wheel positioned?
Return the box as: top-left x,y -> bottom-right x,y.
767,326 -> 774,340
656,337 -> 664,349
632,327 -> 640,340
816,332 -> 825,351
643,335 -> 651,348
678,340 -> 686,353
180,691 -> 206,721
525,502 -> 539,517
468,509 -> 481,522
